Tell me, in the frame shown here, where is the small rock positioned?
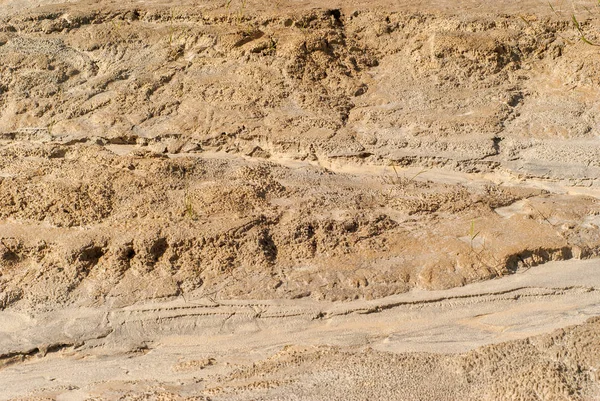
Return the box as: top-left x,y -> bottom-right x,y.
180,142 -> 202,153
148,142 -> 168,153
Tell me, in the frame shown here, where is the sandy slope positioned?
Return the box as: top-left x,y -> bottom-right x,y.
1,0 -> 600,307
1,259 -> 600,400
1,0 -> 600,399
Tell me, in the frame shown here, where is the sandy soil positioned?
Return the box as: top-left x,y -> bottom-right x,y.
1,0 -> 600,399
2,259 -> 600,399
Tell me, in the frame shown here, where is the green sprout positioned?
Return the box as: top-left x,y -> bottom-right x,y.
469,219 -> 481,250
572,14 -> 600,46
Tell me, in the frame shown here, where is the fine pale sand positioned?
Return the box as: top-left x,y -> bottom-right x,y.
2,259 -> 600,399
1,0 -> 600,399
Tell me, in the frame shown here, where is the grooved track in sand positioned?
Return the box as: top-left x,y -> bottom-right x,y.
1,259 -> 600,399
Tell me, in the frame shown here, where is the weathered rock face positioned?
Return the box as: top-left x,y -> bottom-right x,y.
0,1 -> 599,179
0,0 -> 600,310
0,139 -> 599,310
1,1 -> 600,400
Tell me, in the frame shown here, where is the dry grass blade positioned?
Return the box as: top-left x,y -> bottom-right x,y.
572,14 -> 600,45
